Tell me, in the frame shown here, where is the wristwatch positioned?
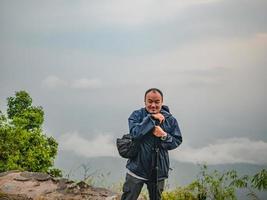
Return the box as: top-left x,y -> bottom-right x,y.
161,134 -> 167,141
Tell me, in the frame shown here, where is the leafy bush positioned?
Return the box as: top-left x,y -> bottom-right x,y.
162,185 -> 197,200
0,91 -> 61,175
161,165 -> 267,200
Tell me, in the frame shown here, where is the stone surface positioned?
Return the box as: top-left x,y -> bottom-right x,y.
20,172 -> 51,181
0,171 -> 119,200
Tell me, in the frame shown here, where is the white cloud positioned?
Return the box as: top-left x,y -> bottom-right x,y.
71,78 -> 102,89
42,75 -> 68,88
170,137 -> 267,165
59,133 -> 267,165
83,0 -> 222,27
127,32 -> 267,89
158,32 -> 267,70
59,132 -> 117,157
42,76 -> 102,90
4,0 -> 222,32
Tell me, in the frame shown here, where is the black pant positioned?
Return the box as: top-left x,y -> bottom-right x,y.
121,173 -> 165,200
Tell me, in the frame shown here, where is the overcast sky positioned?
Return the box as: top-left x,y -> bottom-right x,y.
1,0 -> 267,166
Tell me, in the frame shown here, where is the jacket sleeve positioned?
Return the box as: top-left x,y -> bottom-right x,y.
128,110 -> 156,140
160,118 -> 182,150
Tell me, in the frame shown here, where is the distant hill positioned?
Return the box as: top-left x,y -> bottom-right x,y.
55,151 -> 267,199
55,151 -> 266,186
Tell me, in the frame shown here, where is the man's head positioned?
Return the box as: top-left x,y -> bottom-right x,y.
144,88 -> 163,114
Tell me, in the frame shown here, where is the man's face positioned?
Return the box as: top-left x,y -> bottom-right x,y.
145,91 -> 163,114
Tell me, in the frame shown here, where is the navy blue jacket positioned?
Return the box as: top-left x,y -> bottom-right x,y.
126,106 -> 182,180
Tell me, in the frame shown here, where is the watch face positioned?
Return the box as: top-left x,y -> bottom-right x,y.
161,136 -> 167,141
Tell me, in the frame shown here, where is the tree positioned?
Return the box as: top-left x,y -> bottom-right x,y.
7,91 -> 44,130
0,91 -> 61,176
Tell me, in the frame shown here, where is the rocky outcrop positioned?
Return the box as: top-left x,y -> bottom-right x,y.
0,171 -> 119,200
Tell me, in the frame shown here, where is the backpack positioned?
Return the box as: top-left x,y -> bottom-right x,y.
116,134 -> 139,159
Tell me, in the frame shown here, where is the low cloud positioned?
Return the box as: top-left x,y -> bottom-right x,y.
42,75 -> 68,88
59,132 -> 117,157
71,78 -> 102,89
59,133 -> 267,165
2,0 -> 223,34
85,0 -> 222,27
171,137 -> 267,165
42,76 -> 102,90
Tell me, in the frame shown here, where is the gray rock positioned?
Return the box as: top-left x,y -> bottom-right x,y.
14,175 -> 31,181
0,171 -> 120,200
0,193 -> 29,200
105,196 -> 119,200
20,171 -> 51,181
1,183 -> 18,193
0,170 -> 21,177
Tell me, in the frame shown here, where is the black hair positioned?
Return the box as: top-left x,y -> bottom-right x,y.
144,88 -> 163,100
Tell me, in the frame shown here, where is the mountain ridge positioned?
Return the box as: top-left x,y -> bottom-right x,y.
55,152 -> 267,188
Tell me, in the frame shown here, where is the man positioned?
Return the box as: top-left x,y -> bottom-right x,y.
121,88 -> 182,200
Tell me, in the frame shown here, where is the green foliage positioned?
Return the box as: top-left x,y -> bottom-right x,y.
0,90 -> 61,175
251,169 -> 267,191
7,91 -> 44,130
162,185 -> 197,200
161,165 -> 267,200
194,165 -> 239,200
163,165 -> 237,200
7,91 -> 32,119
47,168 -> 63,177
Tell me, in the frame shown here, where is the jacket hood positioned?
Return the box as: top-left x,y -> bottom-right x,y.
161,105 -> 172,118
161,105 -> 170,113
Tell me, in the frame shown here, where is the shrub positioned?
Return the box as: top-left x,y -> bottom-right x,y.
0,91 -> 61,175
